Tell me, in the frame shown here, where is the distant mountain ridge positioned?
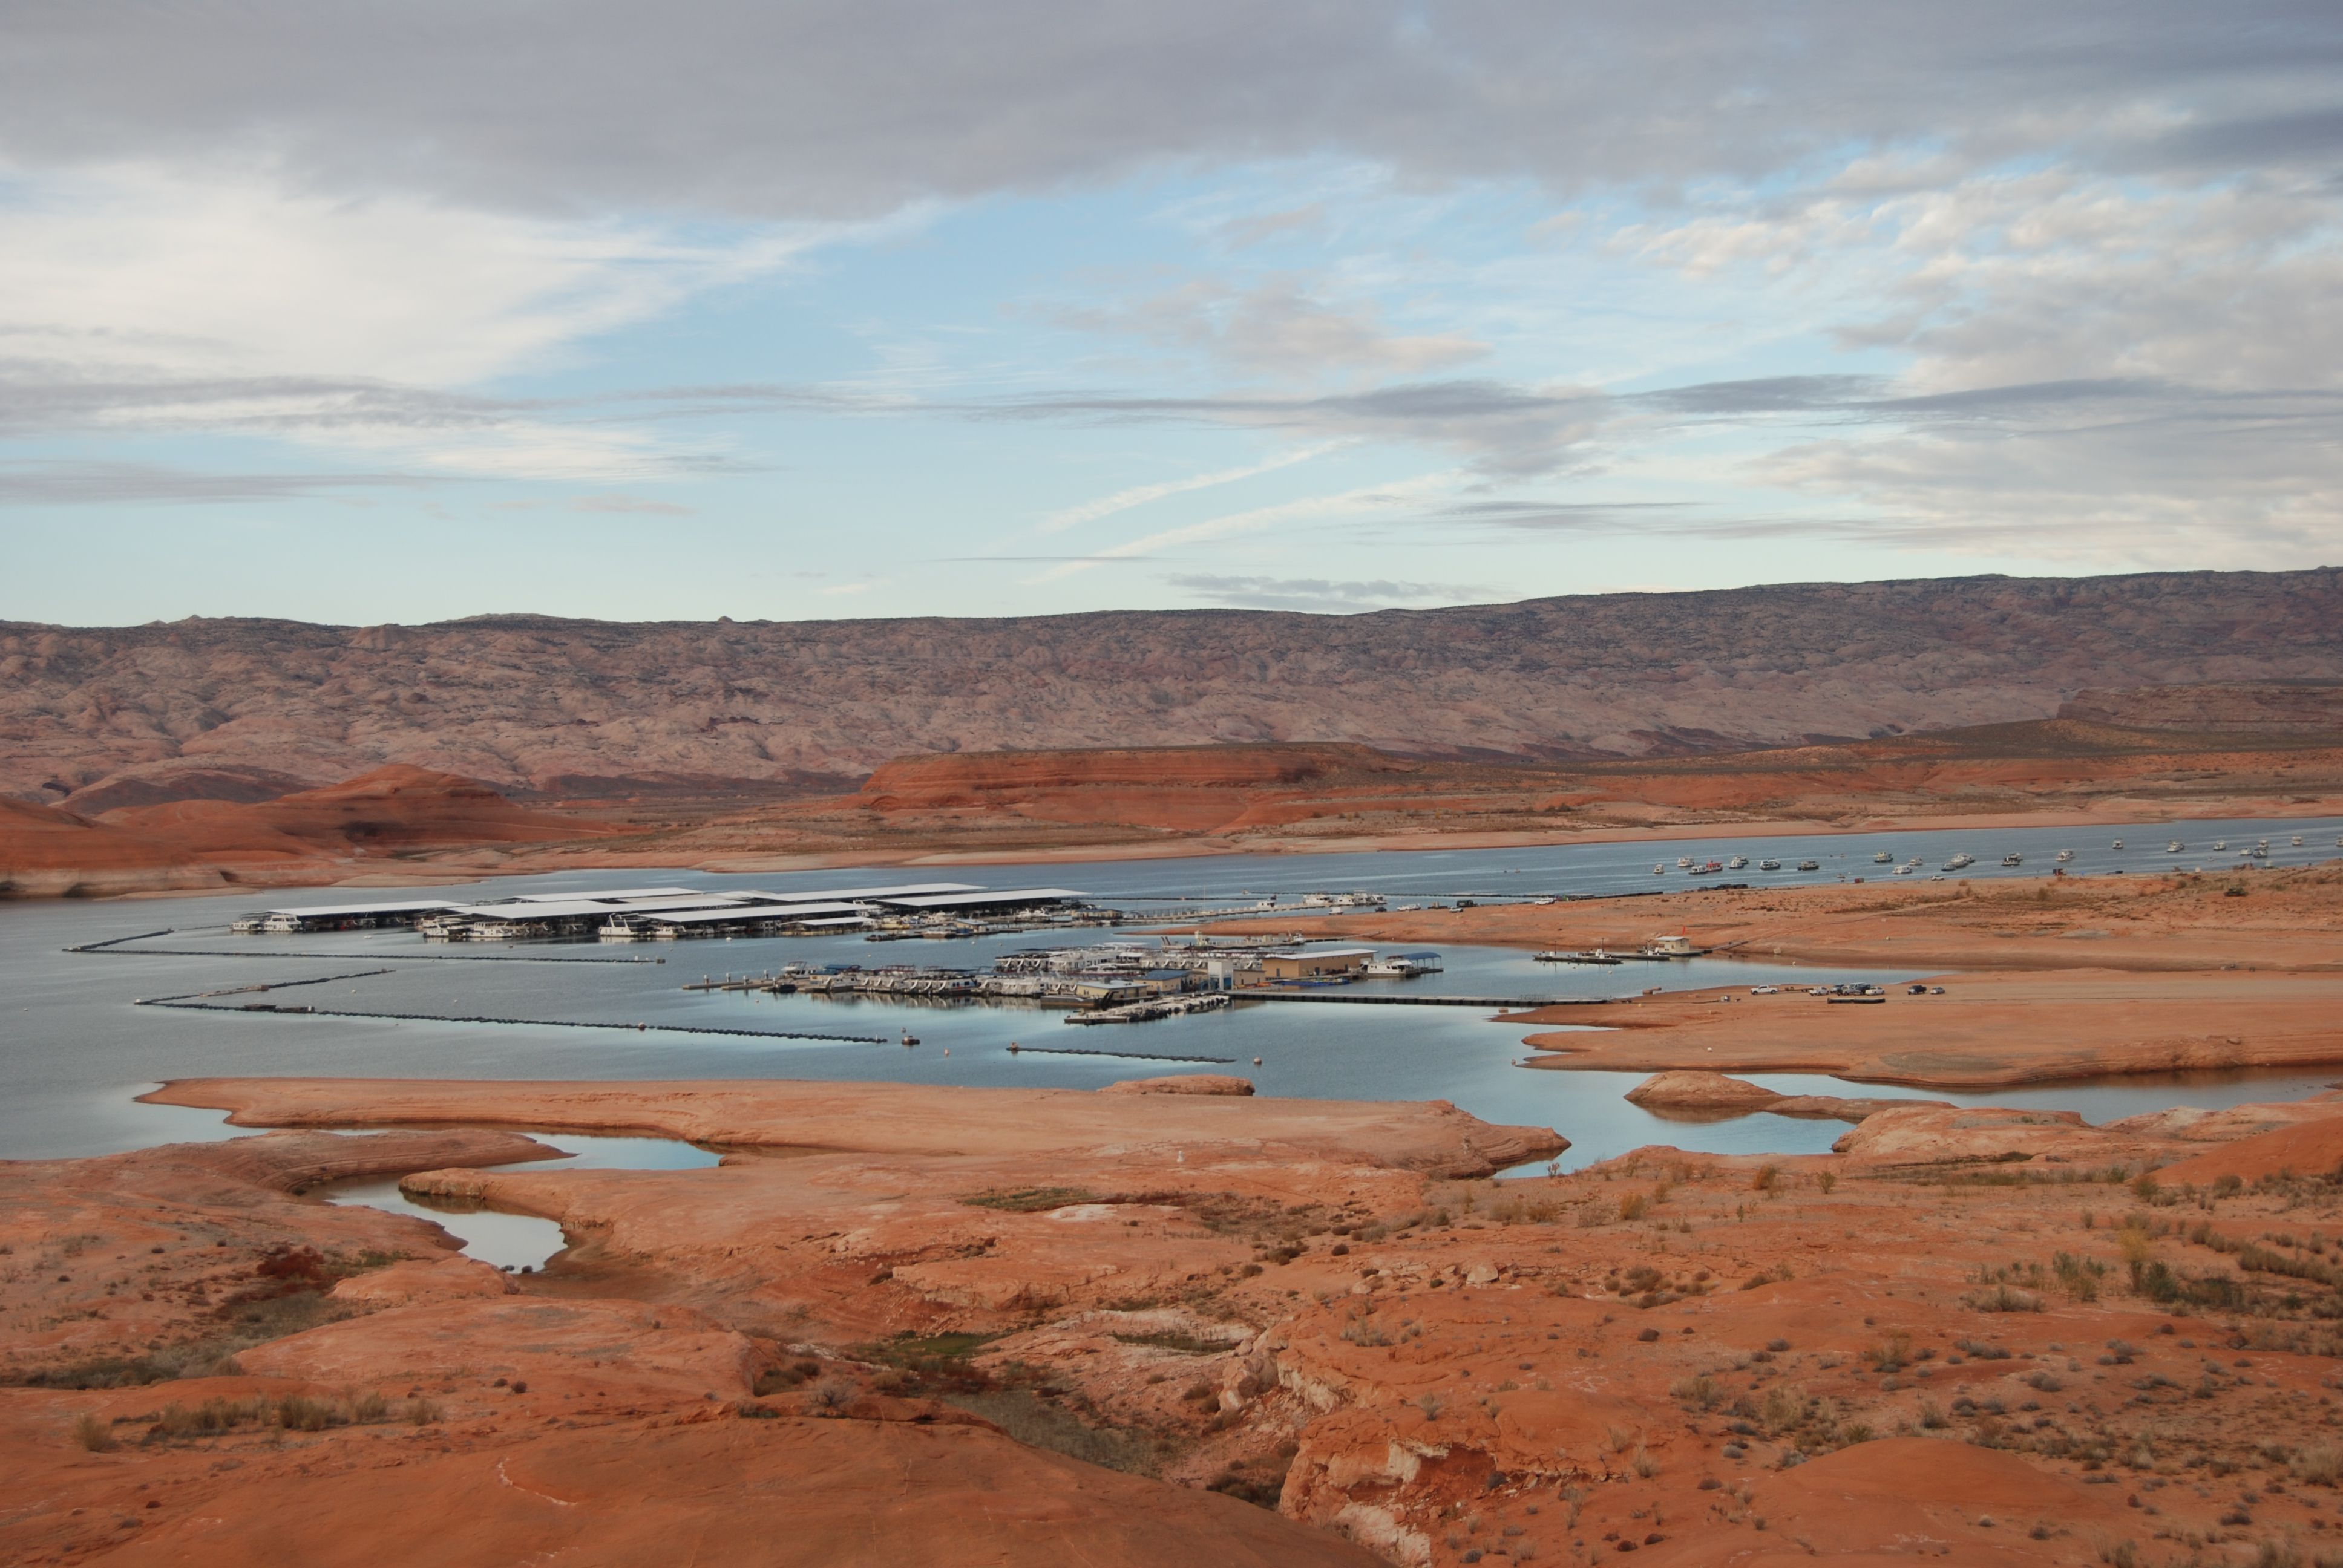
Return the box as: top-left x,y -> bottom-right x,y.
2,568 -> 2338,806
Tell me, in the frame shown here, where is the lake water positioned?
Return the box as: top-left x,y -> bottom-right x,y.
4,812 -> 2338,1178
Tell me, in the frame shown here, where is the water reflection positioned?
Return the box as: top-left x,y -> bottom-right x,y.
320,1132 -> 720,1272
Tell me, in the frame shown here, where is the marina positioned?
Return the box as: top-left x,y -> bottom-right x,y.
7,809 -> 2341,1174
234,883 -> 1099,942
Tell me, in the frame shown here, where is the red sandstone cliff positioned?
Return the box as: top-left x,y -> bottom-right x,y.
0,766 -> 608,897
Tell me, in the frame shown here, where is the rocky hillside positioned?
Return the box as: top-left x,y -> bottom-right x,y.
2060,680 -> 2343,732
3,569 -> 2338,806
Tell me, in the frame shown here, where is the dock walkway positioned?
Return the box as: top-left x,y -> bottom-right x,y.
1244,991 -> 1613,1009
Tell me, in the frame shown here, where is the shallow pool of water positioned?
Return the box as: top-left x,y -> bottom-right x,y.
320,1131 -> 721,1271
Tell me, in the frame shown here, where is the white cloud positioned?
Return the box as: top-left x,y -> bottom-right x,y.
1038,443 -> 1340,533
0,162 -> 868,479
1037,469 -> 1468,582
1054,275 -> 1487,382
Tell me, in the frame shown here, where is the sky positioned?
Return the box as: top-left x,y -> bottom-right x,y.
2,1 -> 2340,626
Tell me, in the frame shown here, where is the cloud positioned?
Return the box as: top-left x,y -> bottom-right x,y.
0,166 -> 836,386
567,493 -> 693,515
1054,276 -> 1487,380
1217,204 -> 1329,249
0,163 -> 896,482
1038,443 -> 1339,533
1165,573 -> 1487,612
1448,499 -> 1702,532
0,460 -> 435,506
991,381 -> 1609,477
4,4 -> 2335,218
1037,470 -> 1469,582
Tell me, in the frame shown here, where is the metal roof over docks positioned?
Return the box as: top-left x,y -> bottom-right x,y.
252,898 -> 466,919
758,883 -> 981,904
632,902 -> 875,926
501,886 -> 709,904
875,888 -> 1086,910
441,894 -> 754,921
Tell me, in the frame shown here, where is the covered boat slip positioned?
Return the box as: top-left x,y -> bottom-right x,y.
233,882 -> 1089,941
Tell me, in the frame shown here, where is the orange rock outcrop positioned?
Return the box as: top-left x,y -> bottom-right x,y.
0,765 -> 616,897
10,1076 -> 2343,1566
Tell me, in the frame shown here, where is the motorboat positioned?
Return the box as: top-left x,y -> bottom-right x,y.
2054,849 -> 2074,862
1944,853 -> 1974,871
1758,859 -> 1782,871
1893,863 -> 1913,875
1796,860 -> 1820,872
2166,841 -> 2184,853
1727,855 -> 1748,870
2111,839 -> 2124,849
2001,852 -> 2024,867
1873,851 -> 1892,863
2212,840 -> 2228,852
1676,855 -> 1695,869
1653,863 -> 1666,875
1695,860 -> 1725,875
2292,836 -> 2304,846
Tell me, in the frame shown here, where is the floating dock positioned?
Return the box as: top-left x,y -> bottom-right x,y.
1244,991 -> 1601,1009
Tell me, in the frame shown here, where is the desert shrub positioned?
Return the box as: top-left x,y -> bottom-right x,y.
71,1412 -> 115,1452
2293,1443 -> 2343,1486
1618,1193 -> 1648,1222
1866,1332 -> 1913,1373
962,1186 -> 1098,1212
2053,1252 -> 2105,1302
1965,1284 -> 2045,1313
275,1396 -> 336,1432
1752,1165 -> 1780,1194
1669,1375 -> 1721,1411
